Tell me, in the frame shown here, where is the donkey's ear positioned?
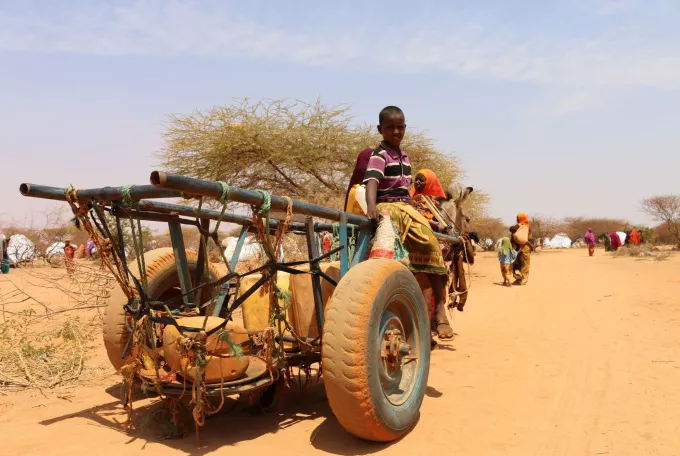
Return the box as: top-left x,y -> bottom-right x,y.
462,186 -> 473,200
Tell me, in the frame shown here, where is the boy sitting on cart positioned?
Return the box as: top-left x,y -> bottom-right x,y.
363,106 -> 454,341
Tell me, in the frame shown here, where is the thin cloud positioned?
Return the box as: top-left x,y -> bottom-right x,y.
548,92 -> 599,117
2,1 -> 680,91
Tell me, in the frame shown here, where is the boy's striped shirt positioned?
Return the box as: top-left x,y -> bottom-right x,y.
363,142 -> 412,202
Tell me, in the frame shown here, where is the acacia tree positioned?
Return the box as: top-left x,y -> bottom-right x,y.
159,98 -> 487,213
641,195 -> 680,246
530,215 -> 565,240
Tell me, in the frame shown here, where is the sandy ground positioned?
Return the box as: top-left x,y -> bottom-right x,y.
1,248 -> 680,456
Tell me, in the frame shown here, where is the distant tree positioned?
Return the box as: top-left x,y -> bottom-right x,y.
641,195 -> 680,246
159,98 -> 489,214
531,216 -> 566,240
562,217 -> 627,239
654,223 -> 676,245
471,216 -> 507,244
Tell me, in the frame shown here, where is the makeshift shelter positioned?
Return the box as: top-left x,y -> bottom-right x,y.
223,236 -> 262,262
571,238 -> 587,248
546,233 -> 572,249
537,237 -> 551,248
46,242 -> 66,257
7,234 -> 39,265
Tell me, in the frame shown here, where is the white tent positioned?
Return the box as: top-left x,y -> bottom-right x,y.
571,238 -> 587,248
7,234 -> 39,264
546,233 -> 572,249
223,236 -> 261,262
46,241 -> 66,257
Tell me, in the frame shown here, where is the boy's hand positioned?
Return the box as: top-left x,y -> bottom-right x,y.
365,180 -> 379,222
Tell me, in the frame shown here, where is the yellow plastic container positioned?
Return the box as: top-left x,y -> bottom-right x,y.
240,262 -> 343,342
345,184 -> 366,215
240,273 -> 297,350
289,262 -> 341,339
163,316 -> 250,384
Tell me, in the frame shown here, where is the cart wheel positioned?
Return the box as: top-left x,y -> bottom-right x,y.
322,259 -> 430,442
103,248 -> 221,371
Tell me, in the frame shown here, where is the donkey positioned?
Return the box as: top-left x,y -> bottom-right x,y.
437,185 -> 475,317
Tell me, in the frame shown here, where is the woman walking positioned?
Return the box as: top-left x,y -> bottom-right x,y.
511,213 -> 533,285
584,228 -> 596,256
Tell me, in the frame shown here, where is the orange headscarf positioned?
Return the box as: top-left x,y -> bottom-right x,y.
409,169 -> 446,199
517,213 -> 530,226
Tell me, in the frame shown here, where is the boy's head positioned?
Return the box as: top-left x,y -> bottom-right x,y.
377,106 -> 406,148
64,238 -> 71,245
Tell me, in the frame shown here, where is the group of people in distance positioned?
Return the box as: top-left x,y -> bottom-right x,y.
582,227 -> 643,257
599,229 -> 642,253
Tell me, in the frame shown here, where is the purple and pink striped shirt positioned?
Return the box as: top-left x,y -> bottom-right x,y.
363,142 -> 412,203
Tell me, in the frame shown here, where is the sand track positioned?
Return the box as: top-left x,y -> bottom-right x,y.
1,249 -> 679,455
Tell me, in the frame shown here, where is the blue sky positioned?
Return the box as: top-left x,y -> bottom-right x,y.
1,0 -> 679,228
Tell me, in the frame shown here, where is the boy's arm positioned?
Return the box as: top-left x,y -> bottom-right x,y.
363,151 -> 385,221
366,180 -> 378,220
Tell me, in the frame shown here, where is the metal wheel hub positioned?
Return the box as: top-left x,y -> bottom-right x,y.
383,329 -> 412,364
378,299 -> 420,406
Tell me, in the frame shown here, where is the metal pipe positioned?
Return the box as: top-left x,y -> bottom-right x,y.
305,217 -> 325,333
19,184 -> 336,233
139,200 -> 338,233
113,207 -> 199,226
149,172 -> 460,244
151,171 -> 372,228
137,199 -> 318,233
20,183 -> 181,202
168,221 -> 194,307
21,179 -> 461,245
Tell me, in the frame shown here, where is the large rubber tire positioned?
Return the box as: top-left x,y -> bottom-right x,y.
322,259 -> 431,442
103,248 -> 221,372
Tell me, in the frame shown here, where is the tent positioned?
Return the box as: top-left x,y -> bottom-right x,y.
7,234 -> 39,264
546,233 -> 572,249
571,238 -> 587,248
479,238 -> 494,251
46,242 -> 66,257
536,237 -> 550,248
223,236 -> 261,262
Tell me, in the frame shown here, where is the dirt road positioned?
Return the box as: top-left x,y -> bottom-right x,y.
2,249 -> 680,455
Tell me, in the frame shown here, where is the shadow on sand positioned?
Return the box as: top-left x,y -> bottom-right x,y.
39,379 -> 411,455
